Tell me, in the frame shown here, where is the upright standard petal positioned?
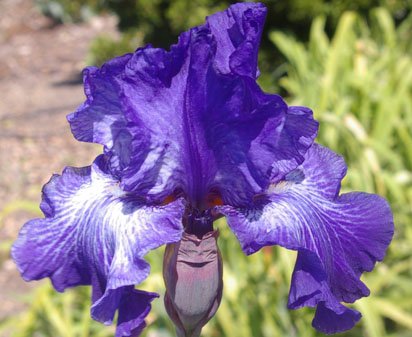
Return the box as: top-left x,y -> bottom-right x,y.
67,3 -> 317,207
67,55 -> 135,175
206,2 -> 266,78
218,144 -> 394,333
12,156 -> 185,337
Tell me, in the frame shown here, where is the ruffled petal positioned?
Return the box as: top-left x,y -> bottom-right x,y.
218,144 -> 393,333
12,155 -> 185,336
269,106 -> 318,183
206,2 -> 266,78
116,288 -> 157,337
67,3 -> 317,206
289,251 -> 361,334
67,55 -> 134,174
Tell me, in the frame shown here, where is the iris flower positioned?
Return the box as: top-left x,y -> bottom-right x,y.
12,3 -> 393,337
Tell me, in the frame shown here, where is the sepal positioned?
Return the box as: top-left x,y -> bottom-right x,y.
163,231 -> 223,337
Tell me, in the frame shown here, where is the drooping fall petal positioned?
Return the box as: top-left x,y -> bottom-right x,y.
218,144 -> 394,333
12,155 -> 185,336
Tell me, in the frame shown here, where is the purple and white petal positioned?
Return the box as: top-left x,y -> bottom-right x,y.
67,3 -> 317,206
12,155 -> 185,337
218,144 -> 393,333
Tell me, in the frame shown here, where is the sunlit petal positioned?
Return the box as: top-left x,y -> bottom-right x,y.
12,156 -> 185,336
218,144 -> 393,333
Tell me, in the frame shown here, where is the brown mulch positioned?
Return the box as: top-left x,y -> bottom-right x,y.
0,0 -> 119,325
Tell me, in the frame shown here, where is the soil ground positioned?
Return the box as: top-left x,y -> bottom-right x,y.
0,0 -> 118,328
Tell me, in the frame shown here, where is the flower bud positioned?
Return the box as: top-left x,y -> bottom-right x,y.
163,230 -> 223,337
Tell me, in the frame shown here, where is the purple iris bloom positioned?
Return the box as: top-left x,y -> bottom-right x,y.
12,3 -> 393,337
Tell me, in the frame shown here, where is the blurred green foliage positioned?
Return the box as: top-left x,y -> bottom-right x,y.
35,0 -> 411,36
35,0 -> 411,74
86,32 -> 143,67
2,4 -> 412,337
105,0 -> 411,44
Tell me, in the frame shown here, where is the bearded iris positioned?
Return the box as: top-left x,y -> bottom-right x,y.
12,3 -> 393,337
